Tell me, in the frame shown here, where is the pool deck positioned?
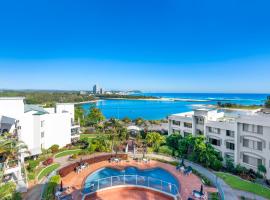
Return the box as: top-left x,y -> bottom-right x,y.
61,158 -> 217,200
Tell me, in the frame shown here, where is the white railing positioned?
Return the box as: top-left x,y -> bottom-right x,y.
82,175 -> 181,200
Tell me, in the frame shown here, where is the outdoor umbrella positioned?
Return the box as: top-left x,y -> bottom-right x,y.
60,180 -> 63,192
200,184 -> 204,195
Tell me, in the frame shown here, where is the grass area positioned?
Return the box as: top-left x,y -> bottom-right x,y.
216,172 -> 270,199
209,192 -> 220,200
37,163 -> 60,181
80,133 -> 103,139
55,149 -> 81,158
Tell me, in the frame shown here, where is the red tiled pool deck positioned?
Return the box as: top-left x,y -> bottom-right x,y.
61,158 -> 217,200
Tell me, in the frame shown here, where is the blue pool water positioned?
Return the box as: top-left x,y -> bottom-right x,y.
83,167 -> 179,194
82,93 -> 269,120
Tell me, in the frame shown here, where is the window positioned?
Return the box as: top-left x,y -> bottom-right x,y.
208,127 -> 220,134
184,132 -> 191,137
226,130 -> 235,137
172,120 -> 181,126
243,138 -> 263,151
41,120 -> 45,128
225,153 -> 234,161
257,126 -> 263,134
196,117 -> 204,125
172,129 -> 181,134
184,122 -> 192,128
196,129 -> 204,135
243,123 -> 263,134
243,154 -> 262,167
226,142 -> 235,150
41,132 -> 44,138
243,123 -> 249,132
209,138 -> 221,146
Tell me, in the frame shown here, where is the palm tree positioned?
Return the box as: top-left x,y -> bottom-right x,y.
0,133 -> 28,163
0,132 -> 29,183
106,118 -> 123,154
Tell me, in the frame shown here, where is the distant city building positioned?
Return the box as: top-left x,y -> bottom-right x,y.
168,108 -> 270,179
100,88 -> 103,94
93,84 -> 99,94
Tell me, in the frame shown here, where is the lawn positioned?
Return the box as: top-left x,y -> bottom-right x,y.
216,172 -> 270,199
55,149 -> 81,158
37,163 -> 60,181
80,133 -> 103,139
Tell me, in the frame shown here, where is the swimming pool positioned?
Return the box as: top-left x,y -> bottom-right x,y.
83,167 -> 180,195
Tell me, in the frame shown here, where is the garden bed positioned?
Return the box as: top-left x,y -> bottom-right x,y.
37,163 -> 60,181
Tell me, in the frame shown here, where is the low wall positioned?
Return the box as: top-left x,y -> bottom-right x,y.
58,153 -> 128,177
85,186 -> 175,200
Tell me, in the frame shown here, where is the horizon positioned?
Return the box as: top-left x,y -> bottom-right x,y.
1,1 -> 270,93
0,88 -> 269,95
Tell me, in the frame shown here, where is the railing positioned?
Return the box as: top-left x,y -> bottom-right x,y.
82,175 -> 180,200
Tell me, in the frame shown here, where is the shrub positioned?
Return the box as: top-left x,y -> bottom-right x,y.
27,160 -> 40,171
0,182 -> 22,200
158,145 -> 173,156
225,158 -> 235,173
266,179 -> 270,186
192,169 -> 213,186
50,144 -> 60,153
42,175 -> 61,200
210,159 -> 223,171
43,157 -> 54,166
70,153 -> 78,159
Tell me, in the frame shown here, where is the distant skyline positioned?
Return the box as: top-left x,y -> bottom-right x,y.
0,1 -> 270,93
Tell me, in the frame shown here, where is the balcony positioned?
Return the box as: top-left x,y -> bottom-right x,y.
3,160 -> 20,175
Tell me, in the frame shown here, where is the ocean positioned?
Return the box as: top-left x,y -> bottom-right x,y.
81,93 -> 269,120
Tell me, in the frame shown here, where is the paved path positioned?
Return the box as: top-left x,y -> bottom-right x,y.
233,189 -> 269,200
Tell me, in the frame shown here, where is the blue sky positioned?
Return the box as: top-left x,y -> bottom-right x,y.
0,0 -> 270,93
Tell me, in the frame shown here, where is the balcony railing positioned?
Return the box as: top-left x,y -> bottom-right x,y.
82,175 -> 180,200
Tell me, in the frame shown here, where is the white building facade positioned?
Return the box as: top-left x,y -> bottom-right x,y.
168,108 -> 270,179
0,97 -> 81,191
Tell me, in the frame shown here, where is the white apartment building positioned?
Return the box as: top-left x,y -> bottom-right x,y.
168,108 -> 270,179
0,97 -> 81,191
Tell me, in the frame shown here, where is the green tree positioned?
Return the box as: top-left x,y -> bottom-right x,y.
90,135 -> 111,152
86,106 -> 105,126
145,132 -> 166,151
175,135 -> 223,170
122,117 -> 131,124
166,134 -> 182,156
134,117 -> 145,126
258,164 -> 267,179
75,106 -> 85,126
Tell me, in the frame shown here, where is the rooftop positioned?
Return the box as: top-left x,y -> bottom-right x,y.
0,97 -> 25,100
24,104 -> 49,115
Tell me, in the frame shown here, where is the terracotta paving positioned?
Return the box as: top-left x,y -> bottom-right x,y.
61,158 -> 217,200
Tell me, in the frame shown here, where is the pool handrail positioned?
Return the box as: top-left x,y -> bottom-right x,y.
82,174 -> 181,200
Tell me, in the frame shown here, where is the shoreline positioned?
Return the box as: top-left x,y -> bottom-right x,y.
74,99 -> 102,105
97,97 -> 212,102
